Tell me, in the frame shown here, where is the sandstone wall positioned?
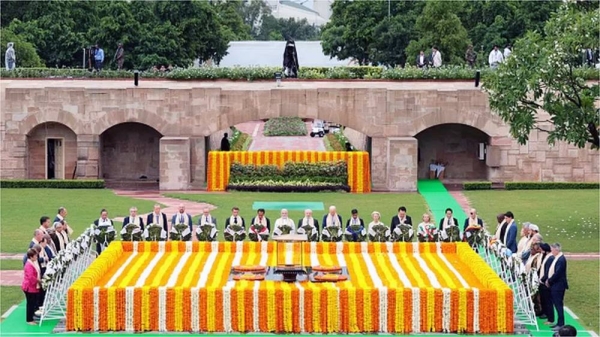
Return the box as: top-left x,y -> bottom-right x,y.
0,80 -> 597,190
343,127 -> 367,151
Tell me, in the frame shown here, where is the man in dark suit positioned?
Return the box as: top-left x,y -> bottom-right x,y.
53,206 -> 74,236
438,208 -> 459,231
94,209 -> 114,254
463,208 -> 484,231
345,209 -> 365,242
546,243 -> 569,330
123,206 -> 145,230
147,204 -> 168,232
322,206 -> 343,228
198,207 -> 217,227
224,207 -> 245,228
297,209 -> 319,234
503,211 -> 518,253
390,206 -> 412,232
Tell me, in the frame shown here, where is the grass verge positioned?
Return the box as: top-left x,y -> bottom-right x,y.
566,259 -> 599,333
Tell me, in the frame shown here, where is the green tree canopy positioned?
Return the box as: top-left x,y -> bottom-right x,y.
484,4 -> 600,149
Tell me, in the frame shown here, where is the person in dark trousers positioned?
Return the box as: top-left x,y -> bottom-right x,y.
283,40 -> 299,78
220,133 -> 230,151
22,248 -> 40,325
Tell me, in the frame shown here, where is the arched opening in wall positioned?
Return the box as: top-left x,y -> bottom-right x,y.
100,122 -> 162,189
27,122 -> 78,179
415,123 -> 490,181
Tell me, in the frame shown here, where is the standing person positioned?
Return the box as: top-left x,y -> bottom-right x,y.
22,248 -> 41,325
220,133 -> 230,151
430,46 -> 442,68
5,42 -> 16,70
488,45 -> 504,69
416,50 -> 428,68
94,44 -> 104,71
503,44 -> 512,59
53,207 -> 73,236
94,209 -> 114,254
114,43 -> 124,70
465,45 -> 477,68
546,243 -> 568,331
495,211 -> 518,253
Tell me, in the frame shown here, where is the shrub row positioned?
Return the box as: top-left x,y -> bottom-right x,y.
263,117 -> 307,137
463,182 -> 492,190
0,179 -> 105,188
229,126 -> 251,151
227,182 -> 350,193
230,161 -> 348,183
505,182 -> 599,190
4,66 -> 598,81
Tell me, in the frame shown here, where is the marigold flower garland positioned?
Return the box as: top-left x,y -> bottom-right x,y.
68,242 -> 512,334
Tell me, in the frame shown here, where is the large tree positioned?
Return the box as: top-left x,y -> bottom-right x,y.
483,4 -> 600,149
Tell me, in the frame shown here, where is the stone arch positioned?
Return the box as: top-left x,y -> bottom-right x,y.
415,123 -> 490,180
99,122 -> 163,182
94,111 -> 171,136
409,110 -> 506,139
21,115 -> 80,137
26,122 -> 78,179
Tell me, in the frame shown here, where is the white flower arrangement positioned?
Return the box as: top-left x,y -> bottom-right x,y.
391,224 -> 414,242
169,223 -> 192,241
121,223 -> 143,241
297,224 -> 319,242
42,227 -> 94,290
195,224 -> 219,242
367,224 -> 390,242
440,225 -> 461,243
321,225 -> 342,242
248,224 -> 269,242
93,222 -> 116,247
344,224 -> 367,242
144,223 -> 167,241
224,224 -> 246,242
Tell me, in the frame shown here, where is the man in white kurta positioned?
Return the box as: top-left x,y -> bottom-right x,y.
273,209 -> 296,237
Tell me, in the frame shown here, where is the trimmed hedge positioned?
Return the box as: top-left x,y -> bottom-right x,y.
504,182 -> 600,190
0,179 -> 105,189
263,117 -> 307,137
227,184 -> 350,193
230,161 -> 348,185
463,182 -> 492,190
4,66 -> 598,81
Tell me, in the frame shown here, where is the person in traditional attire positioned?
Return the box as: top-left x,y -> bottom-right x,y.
283,40 -> 299,78
94,209 -> 114,254
521,229 -> 542,260
489,45 -> 504,69
52,223 -> 70,252
38,216 -> 51,235
273,209 -> 295,237
251,209 -> 271,232
297,209 -> 319,240
517,222 -> 532,255
43,234 -> 57,258
538,243 -> 554,323
225,207 -> 246,228
345,209 -> 365,242
5,42 -> 16,70
322,206 -> 342,229
495,211 -> 518,253
147,204 -> 168,232
439,208 -> 459,231
390,206 -> 412,232
22,248 -> 41,325
172,204 -> 193,232
123,206 -> 145,230
430,46 -> 442,68
546,243 -> 568,331
524,242 -> 543,315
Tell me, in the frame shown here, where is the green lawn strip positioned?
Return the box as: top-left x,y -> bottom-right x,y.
166,192 -> 427,241
0,189 -> 160,253
565,259 -> 600,333
0,260 -> 23,270
0,286 -> 23,317
464,190 -> 599,253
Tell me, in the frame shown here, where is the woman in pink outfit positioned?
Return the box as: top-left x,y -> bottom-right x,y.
22,248 -> 41,325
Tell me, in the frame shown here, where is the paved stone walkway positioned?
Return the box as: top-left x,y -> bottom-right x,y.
236,121 -> 326,151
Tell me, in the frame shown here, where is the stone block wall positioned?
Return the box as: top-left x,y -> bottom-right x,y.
343,127 -> 367,151
159,137 -> 191,190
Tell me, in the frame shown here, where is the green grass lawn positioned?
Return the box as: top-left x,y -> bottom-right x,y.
566,259 -> 600,333
165,192 -> 427,240
464,190 -> 599,253
0,260 -> 23,270
0,286 -> 23,316
0,189 -> 160,253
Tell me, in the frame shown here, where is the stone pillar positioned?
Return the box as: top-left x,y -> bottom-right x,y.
189,137 -> 206,188
159,137 -> 191,190
76,134 -> 100,179
1,133 -> 27,179
370,137 -> 389,191
387,137 -> 418,192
